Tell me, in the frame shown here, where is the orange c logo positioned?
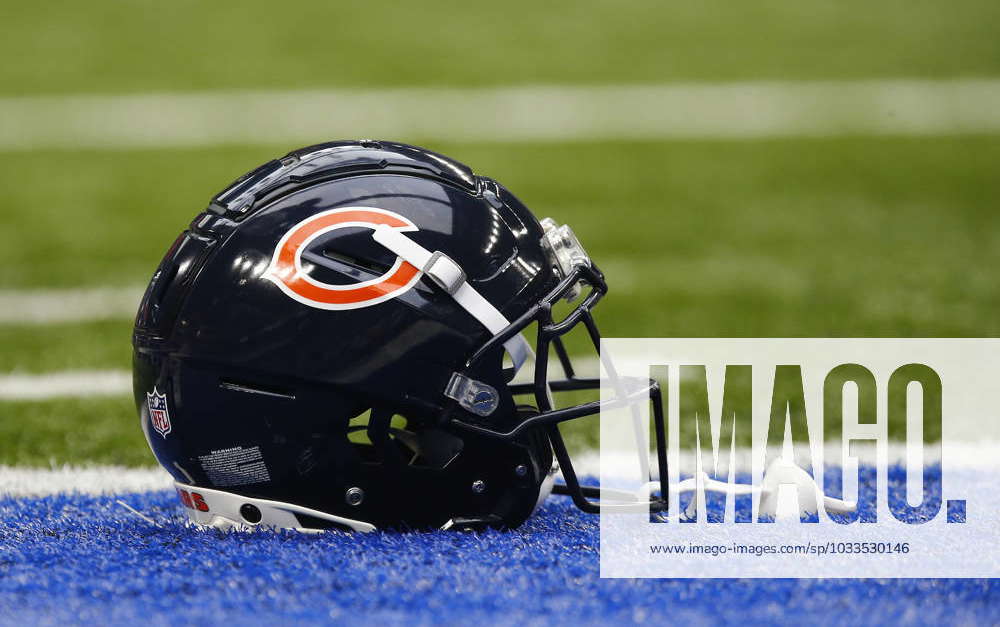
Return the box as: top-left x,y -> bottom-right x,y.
264,207 -> 421,310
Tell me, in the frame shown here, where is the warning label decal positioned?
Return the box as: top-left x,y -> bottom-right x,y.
198,445 -> 272,487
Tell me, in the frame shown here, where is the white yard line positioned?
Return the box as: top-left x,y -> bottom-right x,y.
0,465 -> 173,496
0,79 -> 999,150
0,369 -> 131,400
0,286 -> 144,325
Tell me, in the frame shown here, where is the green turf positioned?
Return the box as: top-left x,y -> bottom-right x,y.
0,147 -> 261,288
0,320 -> 131,374
3,1 -> 1000,95
3,138 -> 1000,336
0,397 -> 152,466
450,138 -> 1000,338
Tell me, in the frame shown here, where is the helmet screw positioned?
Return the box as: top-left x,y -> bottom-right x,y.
345,487 -> 364,506
515,464 -> 528,477
471,479 -> 487,494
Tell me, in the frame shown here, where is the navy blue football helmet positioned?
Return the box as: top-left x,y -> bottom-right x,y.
133,140 -> 666,532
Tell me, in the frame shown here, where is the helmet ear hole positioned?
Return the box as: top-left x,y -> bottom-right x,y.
347,409 -> 408,446
346,409 -> 464,470
347,409 -> 409,463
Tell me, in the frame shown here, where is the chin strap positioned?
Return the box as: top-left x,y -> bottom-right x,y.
372,224 -> 533,372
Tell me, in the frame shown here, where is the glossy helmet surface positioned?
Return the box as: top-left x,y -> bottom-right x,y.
133,140 -> 666,532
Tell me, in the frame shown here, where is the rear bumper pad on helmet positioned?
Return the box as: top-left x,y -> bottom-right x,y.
173,482 -> 377,533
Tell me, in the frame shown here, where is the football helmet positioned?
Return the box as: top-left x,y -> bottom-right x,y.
133,140 -> 667,532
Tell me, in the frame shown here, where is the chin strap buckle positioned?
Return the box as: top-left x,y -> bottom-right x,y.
445,372 -> 499,417
423,251 -> 466,295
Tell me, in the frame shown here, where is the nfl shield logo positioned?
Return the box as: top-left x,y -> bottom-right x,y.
147,387 -> 171,438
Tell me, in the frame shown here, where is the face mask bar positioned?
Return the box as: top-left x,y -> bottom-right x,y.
449,262 -> 670,515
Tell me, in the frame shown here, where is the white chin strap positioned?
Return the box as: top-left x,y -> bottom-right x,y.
373,224 -> 533,371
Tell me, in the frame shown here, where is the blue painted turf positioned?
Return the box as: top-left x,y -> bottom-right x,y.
0,470 -> 996,626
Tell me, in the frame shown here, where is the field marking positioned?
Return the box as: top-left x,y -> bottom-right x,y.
0,285 -> 144,325
0,465 -> 172,496
0,369 -> 131,400
1,79 -> 1000,150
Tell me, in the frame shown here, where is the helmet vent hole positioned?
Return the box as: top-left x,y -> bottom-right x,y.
219,378 -> 296,400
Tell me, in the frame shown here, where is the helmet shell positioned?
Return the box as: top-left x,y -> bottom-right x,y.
133,141 -> 558,529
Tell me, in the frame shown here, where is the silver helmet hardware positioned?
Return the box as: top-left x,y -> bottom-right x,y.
444,372 -> 500,417
540,218 -> 591,301
345,487 -> 365,507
